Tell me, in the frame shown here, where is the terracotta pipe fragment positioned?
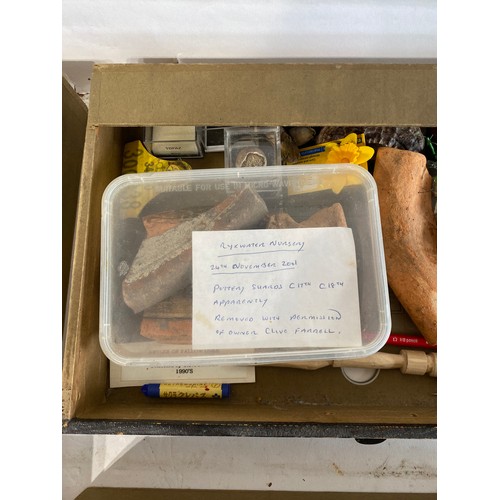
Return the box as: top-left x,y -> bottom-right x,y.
373,147 -> 437,345
122,186 -> 269,313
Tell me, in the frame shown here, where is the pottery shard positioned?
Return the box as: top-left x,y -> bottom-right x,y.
122,186 -> 269,313
280,128 -> 301,165
288,126 -> 316,147
142,287 -> 192,319
373,147 -> 437,345
266,203 -> 347,229
315,126 -> 425,153
266,212 -> 301,229
142,209 -> 203,238
140,318 -> 192,343
299,203 -> 347,228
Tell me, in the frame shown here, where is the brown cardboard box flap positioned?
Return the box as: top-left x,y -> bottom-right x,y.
88,63 -> 436,127
62,76 -> 87,330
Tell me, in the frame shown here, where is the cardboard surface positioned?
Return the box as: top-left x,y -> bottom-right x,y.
63,63 -> 437,433
81,364 -> 436,425
88,63 -> 436,127
77,489 -> 437,500
62,77 -> 88,331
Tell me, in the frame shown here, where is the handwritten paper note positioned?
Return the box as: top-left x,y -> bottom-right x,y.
192,227 -> 362,349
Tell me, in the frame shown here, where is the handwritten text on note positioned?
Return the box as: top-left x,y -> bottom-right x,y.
192,227 -> 362,349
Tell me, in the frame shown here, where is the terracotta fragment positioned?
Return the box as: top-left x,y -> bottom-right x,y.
140,318 -> 192,344
265,212 -> 301,229
143,287 -> 192,319
122,187 -> 269,313
299,203 -> 347,228
142,209 -> 202,238
373,147 -> 437,345
288,126 -> 316,147
265,202 -> 347,230
280,128 -> 301,165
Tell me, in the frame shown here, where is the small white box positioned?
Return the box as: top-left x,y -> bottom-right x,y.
144,126 -> 203,158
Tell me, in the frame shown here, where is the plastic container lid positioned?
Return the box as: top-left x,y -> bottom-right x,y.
100,164 -> 391,367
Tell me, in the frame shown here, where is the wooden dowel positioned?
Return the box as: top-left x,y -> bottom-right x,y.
332,350 -> 437,377
273,350 -> 437,377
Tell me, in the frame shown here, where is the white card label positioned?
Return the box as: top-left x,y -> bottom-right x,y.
192,227 -> 362,349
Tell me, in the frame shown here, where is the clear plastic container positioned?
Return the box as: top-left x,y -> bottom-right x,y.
224,126 -> 281,168
100,164 -> 391,367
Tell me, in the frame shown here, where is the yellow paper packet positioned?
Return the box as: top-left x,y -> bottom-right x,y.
290,133 -> 373,195
122,140 -> 192,174
119,140 -> 192,218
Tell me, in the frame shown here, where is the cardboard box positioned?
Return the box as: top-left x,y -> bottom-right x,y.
62,76 -> 87,331
62,63 -> 437,437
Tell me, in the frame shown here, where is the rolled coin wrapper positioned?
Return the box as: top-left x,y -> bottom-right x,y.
141,383 -> 230,398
